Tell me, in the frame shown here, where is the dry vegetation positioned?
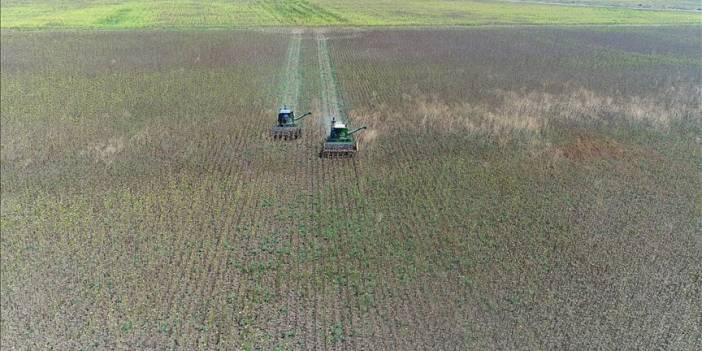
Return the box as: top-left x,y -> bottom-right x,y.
1,27 -> 701,350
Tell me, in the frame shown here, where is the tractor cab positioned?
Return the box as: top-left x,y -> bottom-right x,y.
277,108 -> 294,126
328,120 -> 352,142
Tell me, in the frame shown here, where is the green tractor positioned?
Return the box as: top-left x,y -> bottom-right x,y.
271,107 -> 312,139
320,117 -> 367,158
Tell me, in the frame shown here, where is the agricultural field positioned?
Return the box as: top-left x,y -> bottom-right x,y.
2,0 -> 702,28
2,25 -> 701,350
507,0 -> 702,11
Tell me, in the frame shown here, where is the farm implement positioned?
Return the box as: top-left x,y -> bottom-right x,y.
271,107 -> 312,139
320,117 -> 367,158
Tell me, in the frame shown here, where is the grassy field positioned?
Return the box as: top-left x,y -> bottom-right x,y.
508,0 -> 702,11
1,0 -> 701,28
2,26 -> 700,349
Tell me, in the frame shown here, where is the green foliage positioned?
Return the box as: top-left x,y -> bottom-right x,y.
120,321 -> 133,333
1,0 -> 700,28
329,323 -> 345,344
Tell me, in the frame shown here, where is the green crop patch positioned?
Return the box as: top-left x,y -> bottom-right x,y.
1,0 -> 700,28
259,0 -> 348,25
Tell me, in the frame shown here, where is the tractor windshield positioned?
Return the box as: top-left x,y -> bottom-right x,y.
278,113 -> 292,123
